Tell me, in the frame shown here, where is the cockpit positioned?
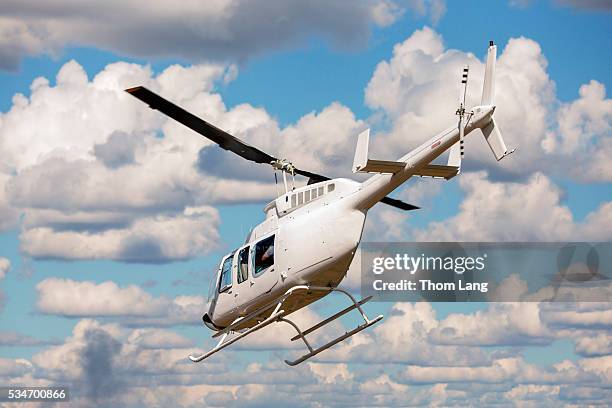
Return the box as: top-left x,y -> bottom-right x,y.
206,234 -> 276,304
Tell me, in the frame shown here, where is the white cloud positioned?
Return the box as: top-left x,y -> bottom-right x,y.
21,206 -> 220,262
413,171 -> 612,241
364,27 -> 611,182
544,80 -> 612,181
2,300 -> 612,407
127,328 -> 194,349
8,300 -> 611,406
1,27 -> 609,263
322,302 -> 491,366
36,278 -> 207,327
430,303 -> 551,346
0,358 -> 32,377
37,278 -> 168,317
573,333 -> 612,357
395,356 -> 595,385
0,59 -> 273,261
0,55 -> 369,261
0,0 -> 412,71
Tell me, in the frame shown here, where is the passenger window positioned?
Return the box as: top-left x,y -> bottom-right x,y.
312,188 -> 318,199
305,190 -> 311,202
298,192 -> 304,205
318,186 -> 324,196
328,183 -> 335,192
252,235 -> 275,276
291,194 -> 296,207
237,247 -> 249,283
218,255 -> 233,292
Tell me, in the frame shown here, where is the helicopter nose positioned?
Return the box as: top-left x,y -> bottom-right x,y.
202,312 -> 221,330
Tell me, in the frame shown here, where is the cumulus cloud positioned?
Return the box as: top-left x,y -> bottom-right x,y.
127,328 -> 194,349
395,356 -> 596,385
413,171 -> 612,241
0,59 -> 244,262
6,299 -> 610,406
93,131 -> 140,168
0,54 -> 371,262
37,278 -> 169,317
0,0 -> 414,71
0,63 -> 240,260
0,358 -> 32,378
321,302 -> 491,366
21,206 -> 220,262
36,278 -> 207,327
365,27 -> 612,182
1,27 -> 609,263
430,303 -> 551,346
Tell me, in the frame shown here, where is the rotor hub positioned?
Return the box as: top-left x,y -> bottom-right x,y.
271,159 -> 296,175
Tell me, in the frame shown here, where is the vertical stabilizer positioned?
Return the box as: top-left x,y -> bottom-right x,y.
481,41 -> 496,105
482,117 -> 514,161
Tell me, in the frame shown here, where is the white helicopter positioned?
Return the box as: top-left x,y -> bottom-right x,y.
126,41 -> 513,366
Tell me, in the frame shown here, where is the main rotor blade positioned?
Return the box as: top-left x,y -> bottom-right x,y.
125,87 -> 419,212
125,86 -> 278,165
295,170 -> 330,183
380,197 -> 420,211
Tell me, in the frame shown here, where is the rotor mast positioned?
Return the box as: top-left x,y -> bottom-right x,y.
271,159 -> 296,195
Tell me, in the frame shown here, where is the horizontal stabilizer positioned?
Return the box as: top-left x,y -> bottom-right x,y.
414,164 -> 460,180
353,129 -> 406,174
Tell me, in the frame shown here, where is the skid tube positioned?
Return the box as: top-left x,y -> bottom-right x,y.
188,285 -> 383,365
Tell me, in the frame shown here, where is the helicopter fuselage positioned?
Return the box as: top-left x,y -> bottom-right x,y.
207,178 -> 366,328
205,105 -> 496,330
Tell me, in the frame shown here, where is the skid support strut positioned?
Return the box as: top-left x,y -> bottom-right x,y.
280,286 -> 383,366
188,285 -> 383,365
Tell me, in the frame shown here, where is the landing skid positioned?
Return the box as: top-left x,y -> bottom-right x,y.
188,285 -> 383,366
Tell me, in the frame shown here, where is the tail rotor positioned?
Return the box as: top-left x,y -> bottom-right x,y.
449,65 -> 470,171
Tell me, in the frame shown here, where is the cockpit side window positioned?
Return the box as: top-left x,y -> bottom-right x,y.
252,235 -> 275,276
218,255 -> 233,293
237,246 -> 249,284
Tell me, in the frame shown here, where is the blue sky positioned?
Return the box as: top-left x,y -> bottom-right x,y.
0,1 -> 610,407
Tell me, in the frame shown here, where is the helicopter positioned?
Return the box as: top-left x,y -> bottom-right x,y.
125,41 -> 513,366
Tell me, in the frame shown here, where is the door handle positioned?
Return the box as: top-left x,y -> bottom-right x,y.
234,292 -> 239,297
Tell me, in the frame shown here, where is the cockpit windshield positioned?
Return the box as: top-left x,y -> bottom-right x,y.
206,269 -> 218,303
207,253 -> 233,302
